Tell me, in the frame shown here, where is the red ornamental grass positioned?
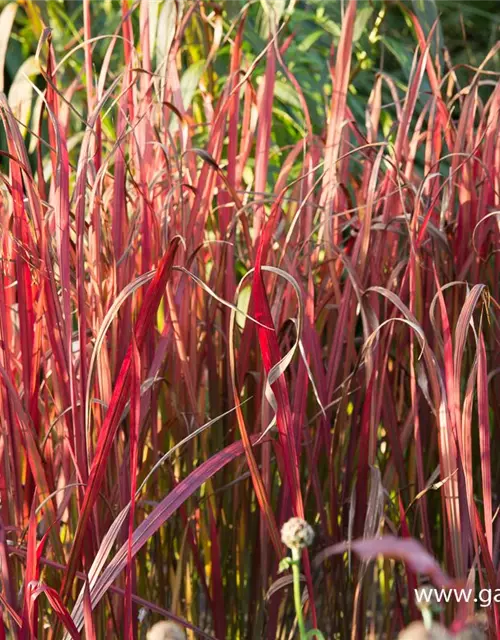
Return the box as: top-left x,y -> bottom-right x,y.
0,0 -> 498,638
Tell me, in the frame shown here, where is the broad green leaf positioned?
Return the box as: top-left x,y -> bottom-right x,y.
274,79 -> 302,110
260,0 -> 286,37
20,0 -> 43,40
278,557 -> 292,573
318,17 -> 341,39
180,59 -> 205,111
155,0 -> 180,65
298,30 -> 325,53
0,2 -> 17,93
353,6 -> 373,43
149,0 -> 161,63
236,285 -> 251,330
382,36 -> 413,77
272,106 -> 306,137
224,0 -> 240,21
8,56 -> 40,133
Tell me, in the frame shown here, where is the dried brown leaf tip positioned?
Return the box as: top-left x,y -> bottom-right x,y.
281,517 -> 315,551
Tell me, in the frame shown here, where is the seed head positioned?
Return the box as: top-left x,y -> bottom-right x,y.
146,621 -> 186,640
414,586 -> 439,610
281,517 -> 314,551
397,621 -> 452,639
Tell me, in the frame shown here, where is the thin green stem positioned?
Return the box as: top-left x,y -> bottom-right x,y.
291,547 -> 307,639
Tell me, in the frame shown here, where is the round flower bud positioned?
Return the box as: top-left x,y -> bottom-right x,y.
281,517 -> 315,551
146,621 -> 186,640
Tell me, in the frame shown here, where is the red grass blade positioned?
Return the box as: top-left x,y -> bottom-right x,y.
253,39 -> 275,243
69,437 -> 265,631
60,238 -> 181,604
20,501 -> 38,639
315,536 -> 458,589
124,332 -> 140,639
319,0 -> 357,248
29,583 -> 80,640
477,332 -> 492,556
253,208 -> 318,624
82,578 -> 96,640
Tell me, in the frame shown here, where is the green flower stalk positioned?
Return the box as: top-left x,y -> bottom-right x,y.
414,586 -> 439,631
280,518 -> 325,640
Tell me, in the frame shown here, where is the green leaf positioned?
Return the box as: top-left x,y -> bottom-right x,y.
317,17 -> 341,39
353,6 -> 373,43
224,0 -> 241,21
297,30 -> 324,53
411,0 -> 444,70
382,36 -> 413,77
260,0 -> 286,37
306,631 -> 326,640
0,2 -> 18,93
8,55 -> 40,133
274,79 -> 302,110
272,106 -> 306,137
236,285 -> 251,330
180,60 -> 205,111
278,557 -> 292,573
155,0 -> 180,65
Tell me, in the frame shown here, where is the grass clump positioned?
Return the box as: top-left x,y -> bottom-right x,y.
0,0 -> 498,638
